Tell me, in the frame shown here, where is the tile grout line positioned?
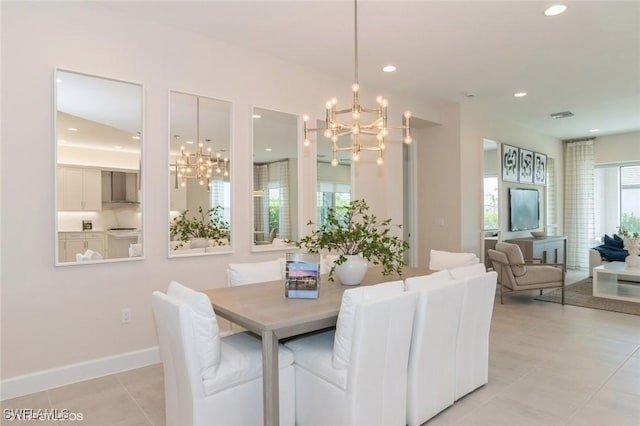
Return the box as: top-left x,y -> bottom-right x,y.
116,375 -> 154,426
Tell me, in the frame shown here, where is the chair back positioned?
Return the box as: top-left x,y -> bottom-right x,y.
454,271 -> 498,400
268,227 -> 278,243
487,249 -> 517,290
495,242 -> 527,276
151,291 -> 205,426
404,274 -> 465,425
340,283 -> 417,425
429,249 -> 479,271
226,258 -> 285,286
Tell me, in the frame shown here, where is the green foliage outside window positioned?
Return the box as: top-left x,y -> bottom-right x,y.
621,212 -> 640,234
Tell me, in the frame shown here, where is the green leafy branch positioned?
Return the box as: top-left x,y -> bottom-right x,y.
296,199 -> 409,281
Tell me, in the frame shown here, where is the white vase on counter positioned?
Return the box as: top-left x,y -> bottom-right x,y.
190,237 -> 209,249
334,255 -> 368,286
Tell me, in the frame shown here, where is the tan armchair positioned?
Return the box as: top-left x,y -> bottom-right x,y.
488,242 -> 565,304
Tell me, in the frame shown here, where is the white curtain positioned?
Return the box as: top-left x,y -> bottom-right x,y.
275,160 -> 290,240
546,157 -> 557,233
564,140 -> 595,270
253,165 -> 269,239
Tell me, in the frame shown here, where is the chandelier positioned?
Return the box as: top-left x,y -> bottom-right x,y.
172,134 -> 229,189
171,95 -> 229,188
303,0 -> 412,166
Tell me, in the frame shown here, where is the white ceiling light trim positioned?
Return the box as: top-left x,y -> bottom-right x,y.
544,5 -> 567,16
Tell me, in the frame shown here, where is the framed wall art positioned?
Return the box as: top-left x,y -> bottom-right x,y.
534,152 -> 547,185
518,148 -> 534,183
502,144 -> 519,182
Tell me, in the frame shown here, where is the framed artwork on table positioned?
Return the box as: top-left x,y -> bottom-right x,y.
518,148 -> 534,183
502,144 -> 519,182
534,152 -> 547,185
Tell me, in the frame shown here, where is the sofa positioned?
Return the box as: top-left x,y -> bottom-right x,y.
589,234 -> 628,276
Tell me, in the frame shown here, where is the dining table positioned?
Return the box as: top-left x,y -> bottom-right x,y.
202,265 -> 430,426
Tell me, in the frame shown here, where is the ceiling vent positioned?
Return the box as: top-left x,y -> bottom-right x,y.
550,111 -> 574,119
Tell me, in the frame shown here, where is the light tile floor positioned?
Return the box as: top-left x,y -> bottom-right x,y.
2,271 -> 639,425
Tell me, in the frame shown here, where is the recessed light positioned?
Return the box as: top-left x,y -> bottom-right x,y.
185,140 -> 194,144
253,114 -> 261,119
514,92 -> 527,98
382,65 -> 397,73
265,148 -> 272,152
589,128 -> 600,133
132,135 -> 140,140
68,127 -> 78,131
544,5 -> 567,16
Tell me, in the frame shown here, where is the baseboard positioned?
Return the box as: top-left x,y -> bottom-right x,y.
0,346 -> 160,401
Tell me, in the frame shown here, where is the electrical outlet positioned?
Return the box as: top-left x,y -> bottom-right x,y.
121,308 -> 131,324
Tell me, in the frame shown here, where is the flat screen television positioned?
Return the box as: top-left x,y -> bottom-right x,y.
509,188 -> 539,231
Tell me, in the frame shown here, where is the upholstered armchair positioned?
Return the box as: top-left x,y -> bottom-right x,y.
284,281 -> 417,426
488,242 -> 565,304
151,281 -> 295,426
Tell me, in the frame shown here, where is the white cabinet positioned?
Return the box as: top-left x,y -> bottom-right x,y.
58,231 -> 105,262
58,167 -> 102,211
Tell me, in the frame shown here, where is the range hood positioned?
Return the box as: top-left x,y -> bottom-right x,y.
102,171 -> 139,204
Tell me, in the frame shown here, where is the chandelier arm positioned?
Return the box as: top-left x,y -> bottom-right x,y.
334,146 -> 355,152
333,130 -> 353,138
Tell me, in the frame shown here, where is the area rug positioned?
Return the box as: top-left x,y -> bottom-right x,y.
534,277 -> 640,316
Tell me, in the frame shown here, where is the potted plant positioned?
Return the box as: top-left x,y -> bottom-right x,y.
296,199 -> 409,285
170,205 -> 230,249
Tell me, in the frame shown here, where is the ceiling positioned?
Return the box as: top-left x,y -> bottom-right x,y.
101,0 -> 640,141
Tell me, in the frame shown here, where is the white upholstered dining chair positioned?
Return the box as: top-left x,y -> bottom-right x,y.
454,270 -> 498,400
429,249 -> 480,271
224,257 -> 286,332
151,281 -> 295,426
284,280 -> 417,426
226,258 -> 286,286
404,273 -> 466,425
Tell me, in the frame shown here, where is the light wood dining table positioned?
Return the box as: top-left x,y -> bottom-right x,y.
202,266 -> 430,426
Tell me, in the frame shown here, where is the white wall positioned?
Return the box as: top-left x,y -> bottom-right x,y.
0,2 -> 441,386
593,131 -> 640,165
414,102 -> 564,268
415,104 -> 462,268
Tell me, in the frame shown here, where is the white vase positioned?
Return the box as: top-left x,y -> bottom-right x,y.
626,247 -> 640,268
623,237 -> 640,268
190,237 -> 209,248
334,255 -> 368,286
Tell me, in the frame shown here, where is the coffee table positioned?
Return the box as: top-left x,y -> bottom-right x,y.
592,262 -> 640,302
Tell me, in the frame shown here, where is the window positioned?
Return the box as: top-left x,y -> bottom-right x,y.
621,165 -> 640,233
317,182 -> 351,227
594,163 -> 640,235
209,178 -> 231,223
483,176 -> 499,230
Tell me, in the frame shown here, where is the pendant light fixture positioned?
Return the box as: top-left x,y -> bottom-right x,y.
303,0 -> 412,166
